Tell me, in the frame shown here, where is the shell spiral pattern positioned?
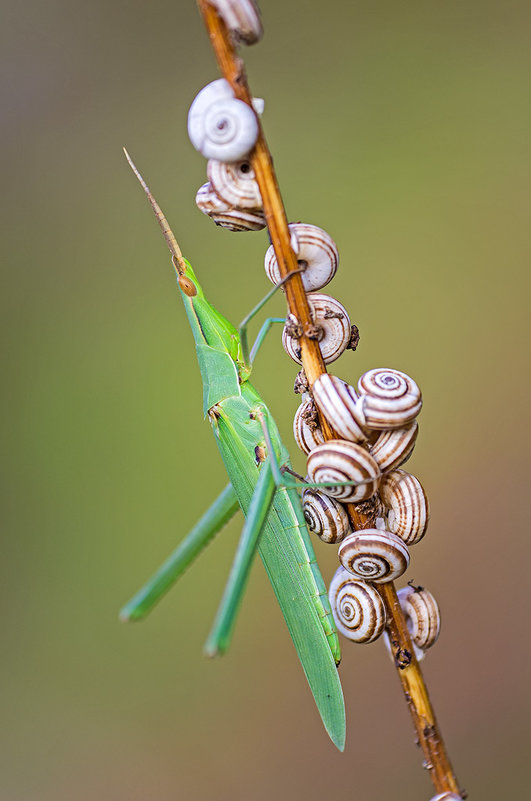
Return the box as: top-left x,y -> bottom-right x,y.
302,488 -> 350,544
265,223 -> 339,293
306,440 -> 381,502
329,567 -> 386,643
195,183 -> 266,231
370,422 -> 418,472
312,374 -> 368,444
357,368 -> 422,430
338,529 -> 410,584
188,79 -> 259,162
398,586 -> 441,650
380,468 -> 429,545
282,294 -> 351,365
293,400 -> 325,454
207,159 -> 262,209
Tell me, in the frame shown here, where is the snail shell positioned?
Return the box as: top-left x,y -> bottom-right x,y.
369,421 -> 418,472
329,567 -> 386,643
429,795 -> 462,801
265,223 -> 339,293
195,183 -> 266,231
306,440 -> 380,502
207,159 -> 262,209
383,629 -> 425,664
302,488 -> 350,544
312,374 -> 368,444
293,400 -> 325,454
338,529 -> 410,584
282,294 -> 351,365
209,0 -> 263,45
398,585 -> 441,650
357,368 -> 422,430
188,79 -> 259,162
380,468 -> 429,545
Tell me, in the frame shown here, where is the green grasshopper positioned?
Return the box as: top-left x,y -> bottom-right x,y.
120,150 -> 345,750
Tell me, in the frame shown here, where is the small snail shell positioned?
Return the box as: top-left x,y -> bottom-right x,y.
282,294 -> 351,365
302,488 -> 351,544
398,585 -> 441,650
209,0 -> 263,45
338,529 -> 410,584
293,400 -> 325,454
429,795 -> 462,801
207,159 -> 262,209
380,468 -> 429,545
265,223 -> 339,293
306,439 -> 380,502
312,374 -> 368,444
369,421 -> 418,472
188,79 -> 259,162
357,368 -> 422,430
329,567 -> 386,643
195,183 -> 266,231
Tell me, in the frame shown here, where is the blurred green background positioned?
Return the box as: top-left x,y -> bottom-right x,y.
1,1 -> 529,798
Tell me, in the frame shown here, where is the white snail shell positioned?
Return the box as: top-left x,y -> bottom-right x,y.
188,79 -> 259,162
195,183 -> 266,231
265,223 -> 339,293
369,421 -> 418,472
329,567 -> 386,643
293,400 -> 325,454
282,294 -> 351,365
207,159 -> 262,209
209,0 -> 263,45
357,368 -> 422,430
338,529 -> 410,584
380,468 -> 429,545
306,439 -> 380,502
302,488 -> 351,544
312,374 -> 368,444
398,585 -> 441,650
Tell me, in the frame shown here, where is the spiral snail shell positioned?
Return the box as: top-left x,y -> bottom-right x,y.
329,567 -> 386,643
195,182 -> 266,231
429,795 -> 462,801
293,400 -> 325,455
282,294 -> 351,365
302,488 -> 350,544
207,159 -> 262,209
369,421 -> 418,472
312,374 -> 368,444
209,0 -> 263,45
357,368 -> 422,430
307,440 -> 381,502
338,529 -> 410,584
188,79 -> 259,162
380,468 -> 429,545
398,585 -> 441,650
265,223 -> 339,293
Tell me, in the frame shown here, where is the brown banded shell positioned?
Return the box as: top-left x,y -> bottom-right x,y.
306,440 -> 381,502
195,182 -> 266,231
398,586 -> 441,650
209,0 -> 263,45
329,567 -> 386,643
265,223 -> 339,293
293,400 -> 325,455
357,368 -> 422,430
207,159 -> 262,209
282,294 -> 351,365
312,374 -> 368,444
380,468 -> 429,545
369,422 -> 418,472
302,488 -> 350,544
338,529 -> 410,584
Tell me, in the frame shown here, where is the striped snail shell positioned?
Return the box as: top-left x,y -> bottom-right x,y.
195,183 -> 266,231
398,585 -> 441,650
265,223 -> 339,293
312,374 -> 368,444
369,421 -> 418,472
380,468 -> 429,545
357,368 -> 422,430
429,795 -> 462,801
207,159 -> 262,209
329,567 -> 386,643
209,0 -> 263,45
302,488 -> 350,544
293,400 -> 325,454
188,79 -> 259,162
306,440 -> 380,502
282,294 -> 351,365
338,529 -> 410,584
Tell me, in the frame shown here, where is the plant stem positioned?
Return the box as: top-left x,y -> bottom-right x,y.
196,2 -> 463,795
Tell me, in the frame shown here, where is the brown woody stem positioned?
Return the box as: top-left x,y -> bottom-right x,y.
196,2 -> 462,795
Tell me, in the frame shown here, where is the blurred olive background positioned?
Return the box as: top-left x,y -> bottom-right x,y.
1,0 -> 529,799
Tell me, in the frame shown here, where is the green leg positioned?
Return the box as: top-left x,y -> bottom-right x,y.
204,459 -> 276,657
119,484 -> 240,622
249,317 -> 285,364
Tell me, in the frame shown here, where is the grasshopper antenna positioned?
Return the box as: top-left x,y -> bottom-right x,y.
123,147 -> 190,282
